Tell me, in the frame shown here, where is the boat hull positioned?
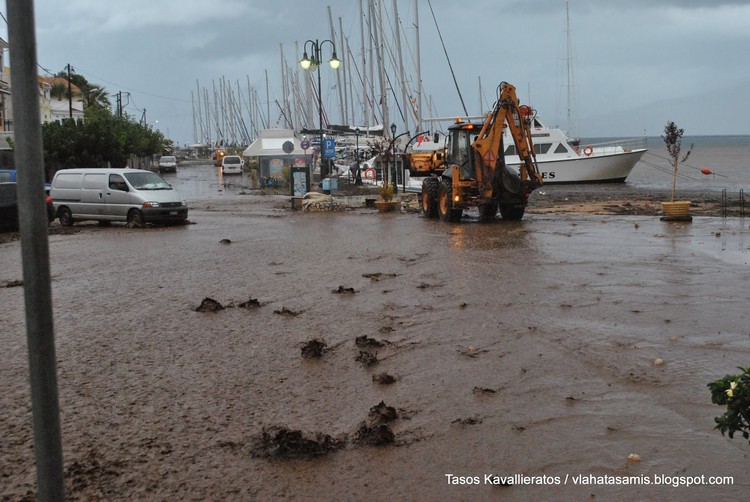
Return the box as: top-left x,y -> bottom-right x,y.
509,149 -> 647,184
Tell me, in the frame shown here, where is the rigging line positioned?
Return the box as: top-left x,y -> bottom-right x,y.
643,150 -> 727,177
639,158 -> 696,181
73,66 -> 191,103
426,0 -> 468,116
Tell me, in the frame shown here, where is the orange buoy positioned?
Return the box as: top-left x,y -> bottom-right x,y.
700,168 -> 713,175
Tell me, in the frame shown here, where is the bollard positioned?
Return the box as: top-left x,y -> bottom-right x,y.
740,189 -> 745,218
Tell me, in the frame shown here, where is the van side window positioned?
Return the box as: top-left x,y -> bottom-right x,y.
109,174 -> 128,192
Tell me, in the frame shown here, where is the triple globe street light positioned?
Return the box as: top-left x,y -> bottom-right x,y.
300,39 -> 340,179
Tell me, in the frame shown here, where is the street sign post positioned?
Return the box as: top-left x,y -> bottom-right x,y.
323,137 -> 335,159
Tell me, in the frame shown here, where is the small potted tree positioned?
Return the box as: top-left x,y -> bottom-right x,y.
661,121 -> 693,220
368,137 -> 400,212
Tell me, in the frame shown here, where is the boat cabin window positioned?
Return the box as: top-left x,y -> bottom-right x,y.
504,145 -> 516,156
534,143 -> 552,154
533,118 -> 543,128
554,143 -> 569,154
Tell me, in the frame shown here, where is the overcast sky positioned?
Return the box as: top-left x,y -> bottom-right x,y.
5,0 -> 750,145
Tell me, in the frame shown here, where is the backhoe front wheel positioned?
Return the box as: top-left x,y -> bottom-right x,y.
421,178 -> 439,218
438,180 -> 463,223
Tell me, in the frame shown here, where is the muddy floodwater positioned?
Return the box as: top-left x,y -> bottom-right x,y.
2,165 -> 750,500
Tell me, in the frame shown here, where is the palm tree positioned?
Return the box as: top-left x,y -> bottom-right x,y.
81,84 -> 111,110
53,70 -> 110,110
49,81 -> 69,100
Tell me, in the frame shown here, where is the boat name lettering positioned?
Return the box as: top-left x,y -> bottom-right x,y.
541,172 -> 556,179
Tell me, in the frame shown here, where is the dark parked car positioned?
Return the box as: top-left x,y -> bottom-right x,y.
0,182 -> 56,232
0,168 -> 17,182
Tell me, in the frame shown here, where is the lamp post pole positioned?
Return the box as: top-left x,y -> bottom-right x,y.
387,128 -> 410,195
300,39 -> 340,182
355,127 -> 361,185
404,130 -> 430,193
390,123 -> 398,194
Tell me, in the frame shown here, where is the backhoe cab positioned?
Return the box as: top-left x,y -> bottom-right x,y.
421,82 -> 543,222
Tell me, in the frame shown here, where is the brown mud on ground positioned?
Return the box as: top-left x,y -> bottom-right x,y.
2,186 -> 750,501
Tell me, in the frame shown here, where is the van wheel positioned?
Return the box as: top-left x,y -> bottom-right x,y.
58,207 -> 74,227
127,209 -> 144,228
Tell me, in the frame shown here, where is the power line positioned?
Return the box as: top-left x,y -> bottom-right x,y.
72,66 -> 191,103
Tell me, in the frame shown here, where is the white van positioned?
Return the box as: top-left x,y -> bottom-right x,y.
51,168 -> 188,227
221,155 -> 243,174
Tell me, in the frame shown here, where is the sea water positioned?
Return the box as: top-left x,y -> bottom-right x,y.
583,135 -> 750,193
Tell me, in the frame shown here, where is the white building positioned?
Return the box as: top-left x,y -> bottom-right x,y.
0,36 -> 85,155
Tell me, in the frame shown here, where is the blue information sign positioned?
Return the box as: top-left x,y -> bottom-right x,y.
323,138 -> 335,159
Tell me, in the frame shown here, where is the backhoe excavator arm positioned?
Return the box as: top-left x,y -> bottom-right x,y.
471,82 -> 543,196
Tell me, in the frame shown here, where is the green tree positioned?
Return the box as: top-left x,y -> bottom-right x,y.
42,107 -> 165,176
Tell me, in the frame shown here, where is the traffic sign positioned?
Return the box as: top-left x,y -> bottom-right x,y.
300,140 -> 310,151
323,138 -> 335,159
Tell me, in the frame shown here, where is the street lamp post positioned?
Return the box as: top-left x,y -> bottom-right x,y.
390,123 -> 398,194
387,125 -> 410,195
355,127 -> 362,185
300,39 -> 340,181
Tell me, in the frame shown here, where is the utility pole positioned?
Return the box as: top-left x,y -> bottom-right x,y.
66,63 -> 72,120
8,1 -> 66,499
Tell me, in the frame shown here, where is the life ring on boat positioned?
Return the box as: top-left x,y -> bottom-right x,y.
364,168 -> 376,180
583,146 -> 593,157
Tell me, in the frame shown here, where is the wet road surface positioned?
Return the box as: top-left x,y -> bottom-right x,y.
2,163 -> 749,500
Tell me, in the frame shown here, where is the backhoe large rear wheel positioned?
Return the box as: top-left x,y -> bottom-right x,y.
421,178 -> 440,218
438,180 -> 463,222
499,204 -> 525,221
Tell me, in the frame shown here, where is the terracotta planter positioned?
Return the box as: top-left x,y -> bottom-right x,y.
661,200 -> 691,218
374,200 -> 400,212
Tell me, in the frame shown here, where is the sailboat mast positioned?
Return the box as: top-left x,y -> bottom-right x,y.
413,0 -> 423,132
327,6 -> 345,125
373,0 -> 389,132
565,0 -> 579,140
265,69 -> 270,130
360,0 -> 369,132
338,16 -> 350,125
394,0 -> 409,134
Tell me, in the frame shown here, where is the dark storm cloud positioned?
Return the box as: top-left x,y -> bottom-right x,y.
3,0 -> 749,140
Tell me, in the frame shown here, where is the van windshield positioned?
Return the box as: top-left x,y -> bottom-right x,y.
123,171 -> 172,190
224,157 -> 241,164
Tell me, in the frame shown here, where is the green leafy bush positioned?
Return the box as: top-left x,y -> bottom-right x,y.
707,366 -> 750,444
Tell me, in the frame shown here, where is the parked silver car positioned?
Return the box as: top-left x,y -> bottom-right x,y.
158,155 -> 177,173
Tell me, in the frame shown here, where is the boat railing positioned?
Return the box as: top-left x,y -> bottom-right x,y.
585,137 -> 648,154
